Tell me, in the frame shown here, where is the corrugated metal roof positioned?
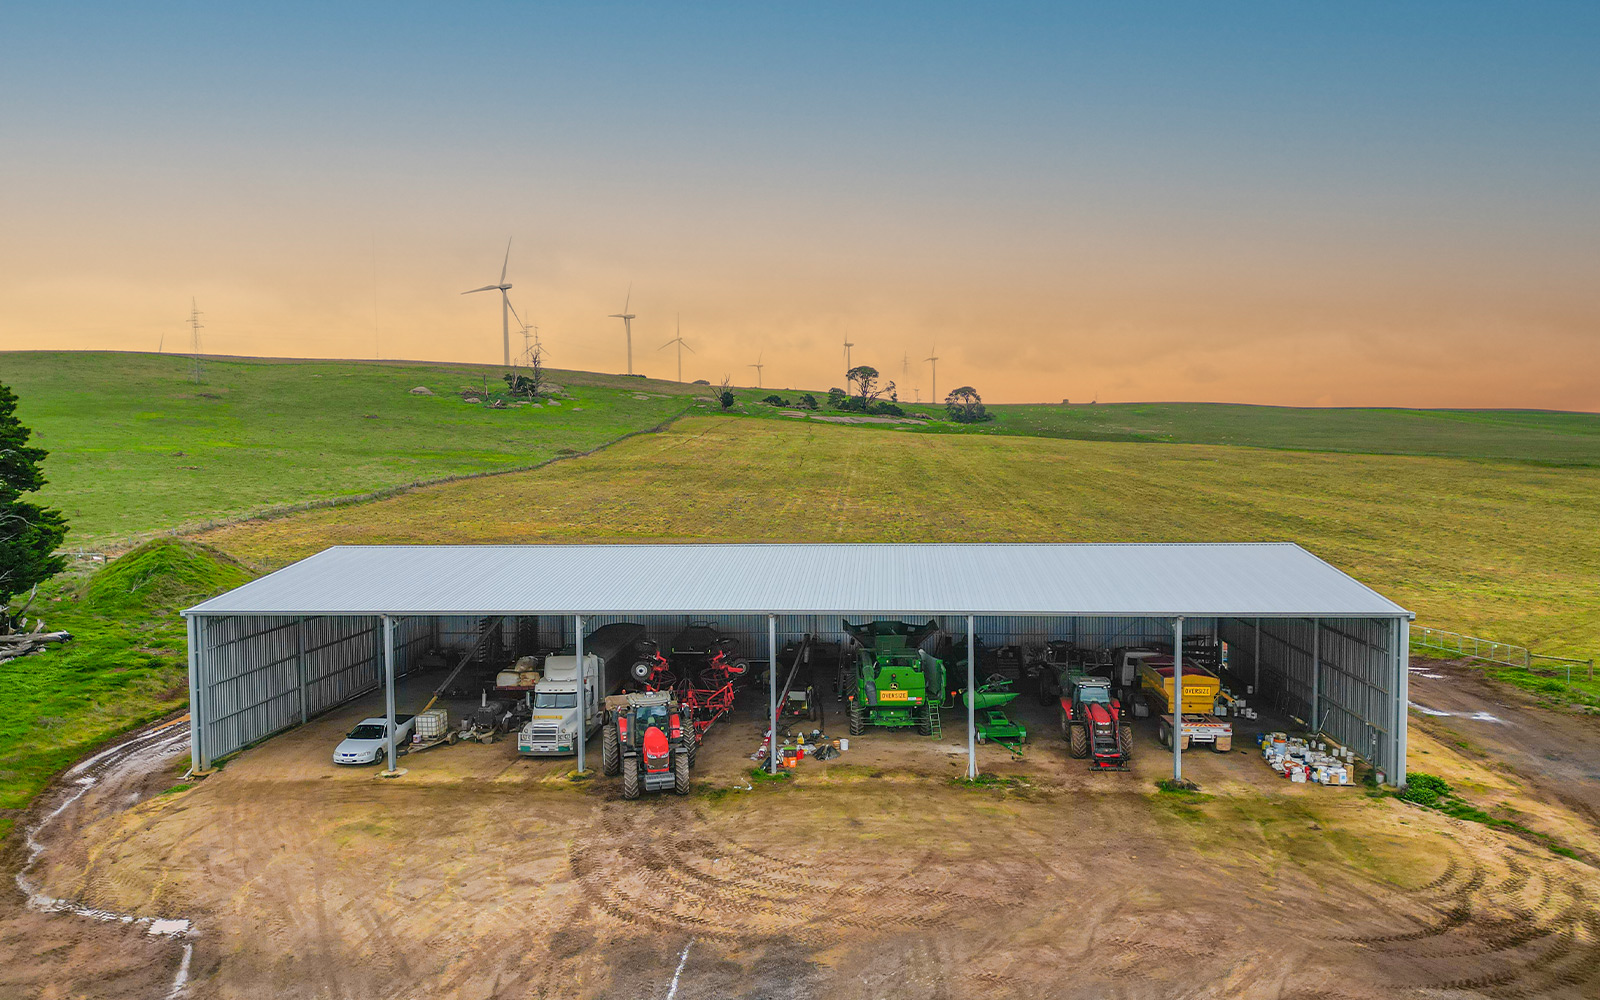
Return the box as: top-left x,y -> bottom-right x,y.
183,543 -> 1411,619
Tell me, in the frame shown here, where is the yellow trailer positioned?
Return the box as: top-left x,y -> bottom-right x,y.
1138,656 -> 1221,716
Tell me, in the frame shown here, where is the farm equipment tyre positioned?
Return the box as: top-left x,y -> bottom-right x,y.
808,689 -> 820,722
621,757 -> 641,800
1059,707 -> 1070,739
1068,722 -> 1089,759
848,701 -> 865,736
602,725 -> 621,776
917,708 -> 932,736
673,748 -> 691,795
684,729 -> 699,767
1118,723 -> 1134,760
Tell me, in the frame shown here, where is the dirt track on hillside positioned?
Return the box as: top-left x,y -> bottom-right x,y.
5,684 -> 1599,999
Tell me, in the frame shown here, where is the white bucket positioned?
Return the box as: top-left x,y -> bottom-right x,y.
839,738 -> 849,752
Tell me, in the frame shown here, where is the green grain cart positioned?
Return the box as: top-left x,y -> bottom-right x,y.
841,620 -> 948,737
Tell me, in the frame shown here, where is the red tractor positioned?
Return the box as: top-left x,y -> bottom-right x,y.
601,691 -> 692,798
1061,675 -> 1133,769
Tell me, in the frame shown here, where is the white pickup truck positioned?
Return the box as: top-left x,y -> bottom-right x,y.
333,715 -> 416,765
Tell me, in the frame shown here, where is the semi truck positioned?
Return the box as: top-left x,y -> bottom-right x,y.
517,623 -> 650,756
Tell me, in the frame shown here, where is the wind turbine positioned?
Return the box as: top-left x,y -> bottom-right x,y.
658,314 -> 695,383
748,352 -> 765,389
609,284 -> 636,375
925,344 -> 940,403
842,334 -> 854,376
461,238 -> 514,366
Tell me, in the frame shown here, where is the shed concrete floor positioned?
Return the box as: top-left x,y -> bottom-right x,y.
8,670 -> 1600,999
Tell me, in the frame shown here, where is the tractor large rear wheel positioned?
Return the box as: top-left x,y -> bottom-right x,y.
849,701 -> 865,736
621,757 -> 641,800
673,748 -> 691,795
1068,722 -> 1089,759
602,725 -> 621,776
1118,723 -> 1134,761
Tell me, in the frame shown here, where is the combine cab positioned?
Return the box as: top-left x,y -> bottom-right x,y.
1061,676 -> 1132,769
841,620 -> 947,737
601,691 -> 692,798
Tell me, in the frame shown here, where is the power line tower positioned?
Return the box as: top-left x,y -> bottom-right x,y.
188,298 -> 205,383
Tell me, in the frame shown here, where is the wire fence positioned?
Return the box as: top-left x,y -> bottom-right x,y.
1414,626 -> 1594,683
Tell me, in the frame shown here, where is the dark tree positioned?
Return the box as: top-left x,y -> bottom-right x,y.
826,387 -> 847,409
761,394 -> 789,406
719,390 -> 735,410
799,393 -> 819,410
1,383 -> 67,612
944,386 -> 990,423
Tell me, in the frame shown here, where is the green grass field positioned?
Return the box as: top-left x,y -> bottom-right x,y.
2,351 -> 696,546
4,351 -> 1598,835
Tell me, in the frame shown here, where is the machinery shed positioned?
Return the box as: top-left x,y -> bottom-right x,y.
181,542 -> 1414,783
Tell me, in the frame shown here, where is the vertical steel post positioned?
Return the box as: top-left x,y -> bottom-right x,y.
1172,616 -> 1184,782
383,615 -> 398,773
1395,616 -> 1410,786
966,615 -> 977,780
574,615 -> 586,773
1253,618 -> 1261,694
768,614 -> 779,775
1311,618 -> 1321,734
185,614 -> 205,773
297,616 -> 309,725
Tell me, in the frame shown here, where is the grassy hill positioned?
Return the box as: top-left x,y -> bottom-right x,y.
2,351 -> 698,546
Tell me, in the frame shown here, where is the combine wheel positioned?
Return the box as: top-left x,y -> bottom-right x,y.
1068,722 -> 1089,759
621,757 -> 641,800
1118,723 -> 1134,760
673,748 -> 691,795
602,725 -> 621,776
917,708 -> 932,736
848,701 -> 865,736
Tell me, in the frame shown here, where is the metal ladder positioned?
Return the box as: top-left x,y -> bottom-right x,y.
926,702 -> 942,738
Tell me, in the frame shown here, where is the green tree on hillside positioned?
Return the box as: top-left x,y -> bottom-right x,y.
1,383 -> 68,613
945,386 -> 991,423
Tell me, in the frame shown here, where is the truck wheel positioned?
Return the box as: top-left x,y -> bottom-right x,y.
602,725 -> 621,776
1213,736 -> 1232,753
673,748 -> 691,795
848,702 -> 865,736
1068,723 -> 1089,759
1158,721 -> 1170,747
621,757 -> 641,800
1119,723 -> 1134,760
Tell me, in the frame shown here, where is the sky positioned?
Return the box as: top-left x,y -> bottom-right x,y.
2,3 -> 1597,408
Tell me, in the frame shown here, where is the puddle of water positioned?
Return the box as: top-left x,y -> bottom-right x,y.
1408,702 -> 1508,724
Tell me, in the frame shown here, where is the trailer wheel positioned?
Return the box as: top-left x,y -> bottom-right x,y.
673,748 -> 691,795
602,725 -> 621,776
1118,723 -> 1134,760
1068,723 -> 1089,759
683,729 -> 699,767
1158,720 -> 1170,747
621,757 -> 641,799
848,701 -> 865,736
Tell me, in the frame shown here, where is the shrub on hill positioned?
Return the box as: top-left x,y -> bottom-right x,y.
81,538 -> 254,616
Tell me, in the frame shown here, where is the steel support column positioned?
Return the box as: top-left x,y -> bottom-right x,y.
1311,618 -> 1321,733
296,616 -> 309,725
768,614 -> 779,775
1173,616 -> 1184,782
1395,616 -> 1410,786
966,614 -> 977,781
1253,617 -> 1261,694
382,614 -> 398,773
185,614 -> 205,773
574,615 -> 587,773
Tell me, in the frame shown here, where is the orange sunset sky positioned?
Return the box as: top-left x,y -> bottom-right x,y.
2,5 -> 1597,408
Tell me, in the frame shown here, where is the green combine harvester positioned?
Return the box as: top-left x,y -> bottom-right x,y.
842,620 -> 948,737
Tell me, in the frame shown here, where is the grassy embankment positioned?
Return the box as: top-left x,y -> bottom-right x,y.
3,351 -> 697,546
205,415 -> 1600,690
0,540 -> 251,838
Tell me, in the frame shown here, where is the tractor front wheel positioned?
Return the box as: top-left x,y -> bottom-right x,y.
673,748 -> 691,795
1119,723 -> 1134,760
1068,722 -> 1089,759
621,757 -> 641,800
602,725 -> 621,776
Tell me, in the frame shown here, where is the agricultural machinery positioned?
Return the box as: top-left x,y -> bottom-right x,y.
601,691 -> 692,798
841,619 -> 948,737
1061,675 -> 1132,769
964,676 -> 1028,751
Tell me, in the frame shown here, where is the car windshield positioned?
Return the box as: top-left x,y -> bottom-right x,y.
1079,686 -> 1111,704
347,724 -> 385,740
535,691 -> 577,709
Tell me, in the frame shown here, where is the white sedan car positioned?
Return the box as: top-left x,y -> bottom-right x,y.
333,715 -> 416,765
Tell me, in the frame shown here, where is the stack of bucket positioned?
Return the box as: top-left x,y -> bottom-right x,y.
1258,732 -> 1354,785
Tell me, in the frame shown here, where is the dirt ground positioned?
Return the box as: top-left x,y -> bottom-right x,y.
5,669 -> 1600,999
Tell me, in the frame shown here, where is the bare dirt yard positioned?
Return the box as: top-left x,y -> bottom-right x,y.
5,676 -> 1600,999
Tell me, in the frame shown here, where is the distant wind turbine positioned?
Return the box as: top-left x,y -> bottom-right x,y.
461,238 -> 514,366
658,314 -> 695,383
748,352 -> 765,389
609,284 -> 637,375
925,344 -> 940,403
842,334 -> 854,376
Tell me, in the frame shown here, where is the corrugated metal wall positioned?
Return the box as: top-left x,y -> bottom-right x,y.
1218,616 -> 1401,778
